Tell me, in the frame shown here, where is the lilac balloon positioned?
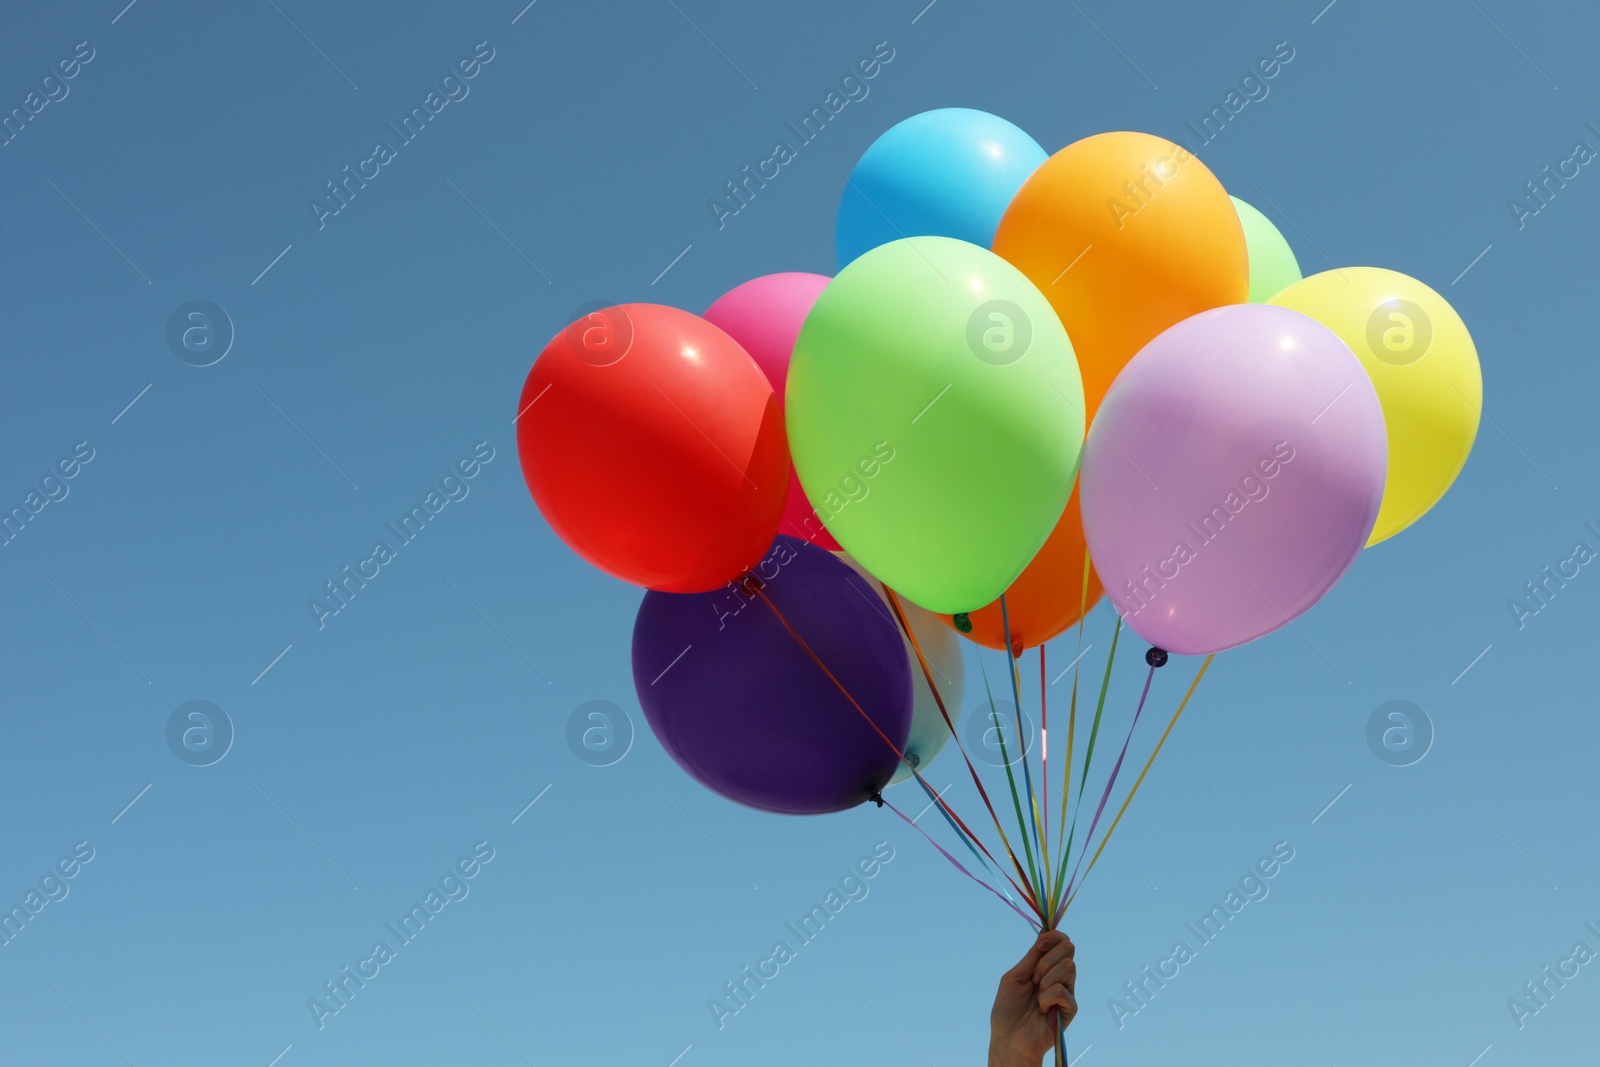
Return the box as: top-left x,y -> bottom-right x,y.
632,536 -> 913,814
1080,304 -> 1387,656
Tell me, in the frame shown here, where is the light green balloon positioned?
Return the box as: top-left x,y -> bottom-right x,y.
787,236 -> 1084,615
1231,195 -> 1302,303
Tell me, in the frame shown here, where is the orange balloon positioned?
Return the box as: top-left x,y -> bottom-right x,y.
957,132 -> 1246,651
941,484 -> 1103,654
992,131 -> 1248,421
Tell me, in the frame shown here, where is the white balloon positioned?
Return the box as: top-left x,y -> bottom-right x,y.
833,552 -> 966,785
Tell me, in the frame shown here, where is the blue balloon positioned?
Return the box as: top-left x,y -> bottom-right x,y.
835,108 -> 1048,271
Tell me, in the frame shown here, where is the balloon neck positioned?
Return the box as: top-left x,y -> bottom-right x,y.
867,788 -> 885,808
1011,638 -> 1024,658
1145,647 -> 1169,668
952,612 -> 973,633
906,751 -> 921,768
738,573 -> 766,597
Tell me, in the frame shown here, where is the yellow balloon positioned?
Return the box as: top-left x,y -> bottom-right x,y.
1270,267 -> 1482,545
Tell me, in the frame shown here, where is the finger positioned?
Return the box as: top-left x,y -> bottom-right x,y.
1031,936 -> 1076,985
1039,984 -> 1079,1023
1007,930 -> 1066,981
1039,958 -> 1077,996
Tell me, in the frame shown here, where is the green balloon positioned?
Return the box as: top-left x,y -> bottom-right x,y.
786,236 -> 1085,614
1231,195 -> 1303,303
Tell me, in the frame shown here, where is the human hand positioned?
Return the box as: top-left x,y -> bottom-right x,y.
988,929 -> 1077,1067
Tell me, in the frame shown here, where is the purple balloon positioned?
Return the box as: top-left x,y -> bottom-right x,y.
632,536 -> 913,814
1080,304 -> 1387,656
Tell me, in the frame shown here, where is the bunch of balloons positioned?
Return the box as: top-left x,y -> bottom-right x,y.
515,109 -> 1483,1023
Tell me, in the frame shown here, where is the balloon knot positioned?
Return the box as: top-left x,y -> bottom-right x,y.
1146,647 -> 1169,668
952,612 -> 972,633
867,788 -> 885,808
738,573 -> 766,597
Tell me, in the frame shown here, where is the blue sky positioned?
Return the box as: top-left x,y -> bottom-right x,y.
0,1 -> 1596,1065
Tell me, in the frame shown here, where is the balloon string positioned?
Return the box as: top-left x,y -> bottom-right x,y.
753,585 -> 1039,912
887,587 -> 1039,903
976,655 -> 1044,903
1076,617 -> 1122,804
1000,594 -> 1047,878
1039,644 -> 1049,882
1060,663 -> 1155,904
1052,614 -> 1121,910
913,775 -> 1030,917
882,586 -> 1044,913
1061,654 -> 1214,918
1049,644 -> 1075,923
880,792 -> 1041,930
1052,548 -> 1096,910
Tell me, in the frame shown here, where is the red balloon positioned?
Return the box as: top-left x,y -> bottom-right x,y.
517,304 -> 789,593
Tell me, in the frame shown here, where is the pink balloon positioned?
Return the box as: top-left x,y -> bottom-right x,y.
705,272 -> 839,549
1080,304 -> 1387,656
